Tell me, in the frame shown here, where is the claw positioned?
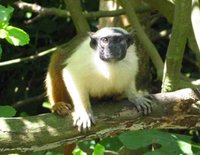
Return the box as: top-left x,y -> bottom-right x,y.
130,96 -> 153,115
72,109 -> 95,131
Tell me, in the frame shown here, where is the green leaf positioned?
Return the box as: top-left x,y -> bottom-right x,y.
0,105 -> 16,117
42,101 -> 51,109
0,5 -> 14,22
0,29 -> 8,39
5,25 -> 30,46
45,151 -> 63,155
19,112 -> 29,117
119,129 -> 193,154
0,21 -> 9,29
100,137 -> 123,151
73,148 -> 86,155
92,144 -> 105,155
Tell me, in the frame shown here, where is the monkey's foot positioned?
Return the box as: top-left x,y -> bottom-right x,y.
52,102 -> 72,116
130,96 -> 152,115
72,109 -> 95,131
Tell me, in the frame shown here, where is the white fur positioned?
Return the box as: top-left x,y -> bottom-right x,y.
92,27 -> 129,38
62,37 -> 138,110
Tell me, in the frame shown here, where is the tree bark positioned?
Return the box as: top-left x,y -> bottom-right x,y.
64,0 -> 90,33
118,0 -> 164,80
162,0 -> 191,92
0,88 -> 200,154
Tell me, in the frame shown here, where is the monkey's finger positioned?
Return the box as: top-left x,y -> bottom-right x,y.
132,97 -> 152,115
141,100 -> 152,115
89,113 -> 95,125
133,102 -> 142,113
141,99 -> 152,115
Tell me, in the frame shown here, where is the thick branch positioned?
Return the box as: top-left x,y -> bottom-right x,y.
118,0 -> 164,80
144,0 -> 200,70
162,0 -> 191,92
64,0 -> 90,33
0,88 -> 200,154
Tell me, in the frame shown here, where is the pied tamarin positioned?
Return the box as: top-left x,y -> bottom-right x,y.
46,27 -> 151,131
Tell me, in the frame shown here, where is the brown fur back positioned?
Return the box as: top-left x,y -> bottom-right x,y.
46,49 -> 72,108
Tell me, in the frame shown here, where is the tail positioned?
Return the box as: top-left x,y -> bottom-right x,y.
46,49 -> 76,154
45,49 -> 71,109
64,143 -> 76,155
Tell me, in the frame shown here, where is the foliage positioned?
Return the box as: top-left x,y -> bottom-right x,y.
119,129 -> 200,154
0,105 -> 16,117
73,148 -> 87,155
69,130 -> 200,154
0,0 -> 200,155
0,5 -> 30,47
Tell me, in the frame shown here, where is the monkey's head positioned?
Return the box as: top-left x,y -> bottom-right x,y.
89,27 -> 134,62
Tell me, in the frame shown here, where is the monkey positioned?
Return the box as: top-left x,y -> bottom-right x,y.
46,27 -> 152,131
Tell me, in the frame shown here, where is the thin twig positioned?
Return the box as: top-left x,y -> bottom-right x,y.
14,1 -> 151,23
0,47 -> 57,67
12,93 -> 46,109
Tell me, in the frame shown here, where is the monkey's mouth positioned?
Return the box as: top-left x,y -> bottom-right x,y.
100,55 -> 124,62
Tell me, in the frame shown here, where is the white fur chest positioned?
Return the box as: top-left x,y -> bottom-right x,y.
64,38 -> 138,98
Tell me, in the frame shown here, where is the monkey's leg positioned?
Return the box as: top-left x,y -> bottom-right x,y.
51,102 -> 72,116
125,81 -> 152,115
62,69 -> 95,131
46,70 -> 72,116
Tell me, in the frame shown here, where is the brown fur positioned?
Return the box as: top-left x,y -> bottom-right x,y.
46,49 -> 75,155
46,49 -> 72,114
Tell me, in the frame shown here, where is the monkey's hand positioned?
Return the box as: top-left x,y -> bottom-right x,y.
72,108 -> 95,131
129,96 -> 152,115
52,102 -> 72,116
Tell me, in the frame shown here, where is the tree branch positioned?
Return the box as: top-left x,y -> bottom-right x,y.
118,0 -> 164,80
0,47 -> 56,67
14,1 -> 151,21
64,0 -> 90,33
144,0 -> 200,70
0,88 -> 200,154
162,0 -> 191,92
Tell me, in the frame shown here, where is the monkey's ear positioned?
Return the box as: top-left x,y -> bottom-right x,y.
126,29 -> 136,47
88,32 -> 97,50
88,32 -> 95,37
126,34 -> 134,47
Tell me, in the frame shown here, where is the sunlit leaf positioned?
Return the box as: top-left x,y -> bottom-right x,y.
0,29 -> 8,39
42,101 -> 51,109
119,129 -> 194,154
92,144 -> 105,155
73,148 -> 86,155
5,25 -> 30,46
176,137 -> 193,154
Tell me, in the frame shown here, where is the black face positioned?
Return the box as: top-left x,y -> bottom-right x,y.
90,31 -> 133,62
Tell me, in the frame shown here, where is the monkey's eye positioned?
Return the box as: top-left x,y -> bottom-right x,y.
101,37 -> 109,44
117,37 -> 124,42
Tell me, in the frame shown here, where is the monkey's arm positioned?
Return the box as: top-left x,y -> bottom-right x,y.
125,80 -> 152,114
62,69 -> 95,130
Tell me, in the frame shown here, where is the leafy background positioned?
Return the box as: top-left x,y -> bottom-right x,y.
0,0 -> 200,155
